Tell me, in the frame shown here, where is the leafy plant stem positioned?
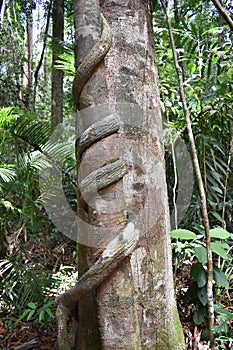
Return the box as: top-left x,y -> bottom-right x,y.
198,41 -> 208,198
160,1 -> 215,348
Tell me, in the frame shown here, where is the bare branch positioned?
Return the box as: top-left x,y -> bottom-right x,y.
211,0 -> 233,31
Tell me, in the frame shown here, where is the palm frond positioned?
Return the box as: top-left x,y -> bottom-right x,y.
0,167 -> 16,182
0,258 -> 56,307
41,141 -> 74,165
54,48 -> 75,77
10,114 -> 51,148
0,107 -> 16,127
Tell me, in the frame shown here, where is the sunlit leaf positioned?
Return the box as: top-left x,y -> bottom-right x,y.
211,242 -> 229,260
171,229 -> 197,240
194,246 -> 207,263
210,227 -> 231,239
0,167 -> 16,182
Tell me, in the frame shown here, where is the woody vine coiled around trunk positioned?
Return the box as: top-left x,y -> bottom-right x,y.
56,10 -> 139,350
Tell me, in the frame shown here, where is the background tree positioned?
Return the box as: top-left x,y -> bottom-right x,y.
51,0 -> 64,128
22,0 -> 34,109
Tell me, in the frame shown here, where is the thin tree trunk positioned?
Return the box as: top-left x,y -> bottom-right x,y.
33,0 -> 52,111
22,1 -> 33,109
0,0 -> 5,23
160,1 -> 215,348
0,220 -> 8,259
222,120 -> 233,229
51,0 -> 64,128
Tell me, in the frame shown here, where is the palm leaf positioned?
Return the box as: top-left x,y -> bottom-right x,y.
54,48 -> 75,77
0,167 -> 16,182
10,114 -> 51,147
0,107 -> 15,127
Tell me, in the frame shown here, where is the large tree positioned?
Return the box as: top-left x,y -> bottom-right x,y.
56,0 -> 185,349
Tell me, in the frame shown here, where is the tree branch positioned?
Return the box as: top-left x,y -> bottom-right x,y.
211,0 -> 233,31
12,338 -> 40,350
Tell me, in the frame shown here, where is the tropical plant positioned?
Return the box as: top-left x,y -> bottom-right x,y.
0,257 -> 55,308
19,298 -> 55,324
0,107 -> 76,240
171,225 -> 232,339
154,0 -> 232,231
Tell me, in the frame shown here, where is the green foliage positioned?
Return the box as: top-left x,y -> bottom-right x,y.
0,107 -> 76,236
213,305 -> 233,338
0,107 -> 15,126
184,262 -> 230,326
172,225 -> 232,332
170,229 -> 197,240
19,298 -> 55,324
0,2 -> 25,107
171,226 -> 231,264
0,258 -> 55,308
154,0 -> 232,231
55,47 -> 75,78
0,167 -> 16,182
159,6 -> 233,342
0,256 -> 77,331
10,113 -> 52,146
151,0 -> 158,12
51,264 -> 78,294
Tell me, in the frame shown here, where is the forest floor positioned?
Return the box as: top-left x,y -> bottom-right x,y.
0,236 -> 232,350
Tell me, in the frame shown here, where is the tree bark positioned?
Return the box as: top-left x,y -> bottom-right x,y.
22,1 -> 33,109
51,0 -> 64,128
33,0 -> 52,111
72,1 -> 185,349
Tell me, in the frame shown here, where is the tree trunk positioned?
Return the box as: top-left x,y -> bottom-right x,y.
0,220 -> 8,259
72,1 -> 185,349
51,0 -> 64,128
0,0 -> 5,23
22,1 -> 33,109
